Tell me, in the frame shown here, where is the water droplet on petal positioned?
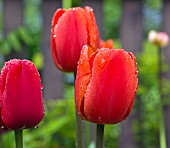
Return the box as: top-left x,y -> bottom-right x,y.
53,34 -> 56,38
1,126 -> 4,129
35,126 -> 38,129
98,58 -> 106,68
41,84 -> 44,90
98,117 -> 101,122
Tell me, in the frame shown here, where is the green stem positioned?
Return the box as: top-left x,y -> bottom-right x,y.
96,124 -> 105,148
159,106 -> 166,148
14,130 -> 23,148
75,112 -> 84,148
74,73 -> 84,148
158,47 -> 167,148
62,0 -> 72,9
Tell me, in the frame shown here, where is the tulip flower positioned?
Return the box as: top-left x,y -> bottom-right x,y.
148,30 -> 169,47
100,39 -> 114,49
0,59 -> 44,130
51,6 -> 100,72
75,45 -> 138,124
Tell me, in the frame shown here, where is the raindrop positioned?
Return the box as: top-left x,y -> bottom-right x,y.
1,125 -> 4,129
53,34 -> 56,38
90,8 -> 93,12
41,84 -> 44,90
98,58 -> 106,68
35,126 -> 38,129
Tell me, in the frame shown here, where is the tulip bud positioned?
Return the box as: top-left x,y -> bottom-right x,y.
51,6 -> 100,72
148,30 -> 169,47
75,45 -> 138,124
0,59 -> 44,130
100,39 -> 114,49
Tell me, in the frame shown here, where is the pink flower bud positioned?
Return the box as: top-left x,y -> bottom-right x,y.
148,30 -> 169,47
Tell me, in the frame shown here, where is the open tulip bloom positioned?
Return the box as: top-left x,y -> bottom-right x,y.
0,59 -> 44,148
51,6 -> 100,72
75,45 -> 138,124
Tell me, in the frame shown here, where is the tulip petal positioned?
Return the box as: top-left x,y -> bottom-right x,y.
51,9 -> 66,71
100,39 -> 114,49
0,59 -> 44,130
54,7 -> 88,72
81,48 -> 137,124
85,6 -> 100,50
75,45 -> 94,119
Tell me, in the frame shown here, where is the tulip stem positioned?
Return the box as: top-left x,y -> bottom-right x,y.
62,0 -> 72,9
74,73 -> 84,148
75,112 -> 84,148
158,47 -> 167,148
14,130 -> 23,148
96,124 -> 105,148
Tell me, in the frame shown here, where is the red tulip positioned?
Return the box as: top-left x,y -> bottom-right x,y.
0,59 -> 44,130
100,39 -> 114,49
51,6 -> 100,72
75,45 -> 138,124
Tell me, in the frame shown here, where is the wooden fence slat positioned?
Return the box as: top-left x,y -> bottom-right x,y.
3,0 -> 26,60
120,0 -> 143,148
3,0 -> 23,34
41,0 -> 64,100
121,0 -> 143,54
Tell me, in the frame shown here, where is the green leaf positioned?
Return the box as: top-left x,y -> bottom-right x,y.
24,116 -> 70,141
0,40 -> 11,55
32,52 -> 44,70
7,31 -> 22,52
18,27 -> 32,45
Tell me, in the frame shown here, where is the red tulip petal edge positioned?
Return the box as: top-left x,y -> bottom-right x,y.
50,6 -> 100,72
75,45 -> 138,124
0,59 -> 44,130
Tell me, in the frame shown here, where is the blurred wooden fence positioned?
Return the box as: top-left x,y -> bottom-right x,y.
2,0 -> 170,147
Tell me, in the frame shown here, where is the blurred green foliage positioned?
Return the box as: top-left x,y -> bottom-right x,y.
1,99 -> 75,148
104,0 -> 162,39
134,41 -> 160,147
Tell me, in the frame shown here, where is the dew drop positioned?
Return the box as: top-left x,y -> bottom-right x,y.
98,58 -> 106,68
90,8 -> 93,12
53,34 -> 56,38
35,126 -> 38,129
79,59 -> 83,65
98,117 -> 101,122
41,84 -> 44,90
1,125 -> 4,129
